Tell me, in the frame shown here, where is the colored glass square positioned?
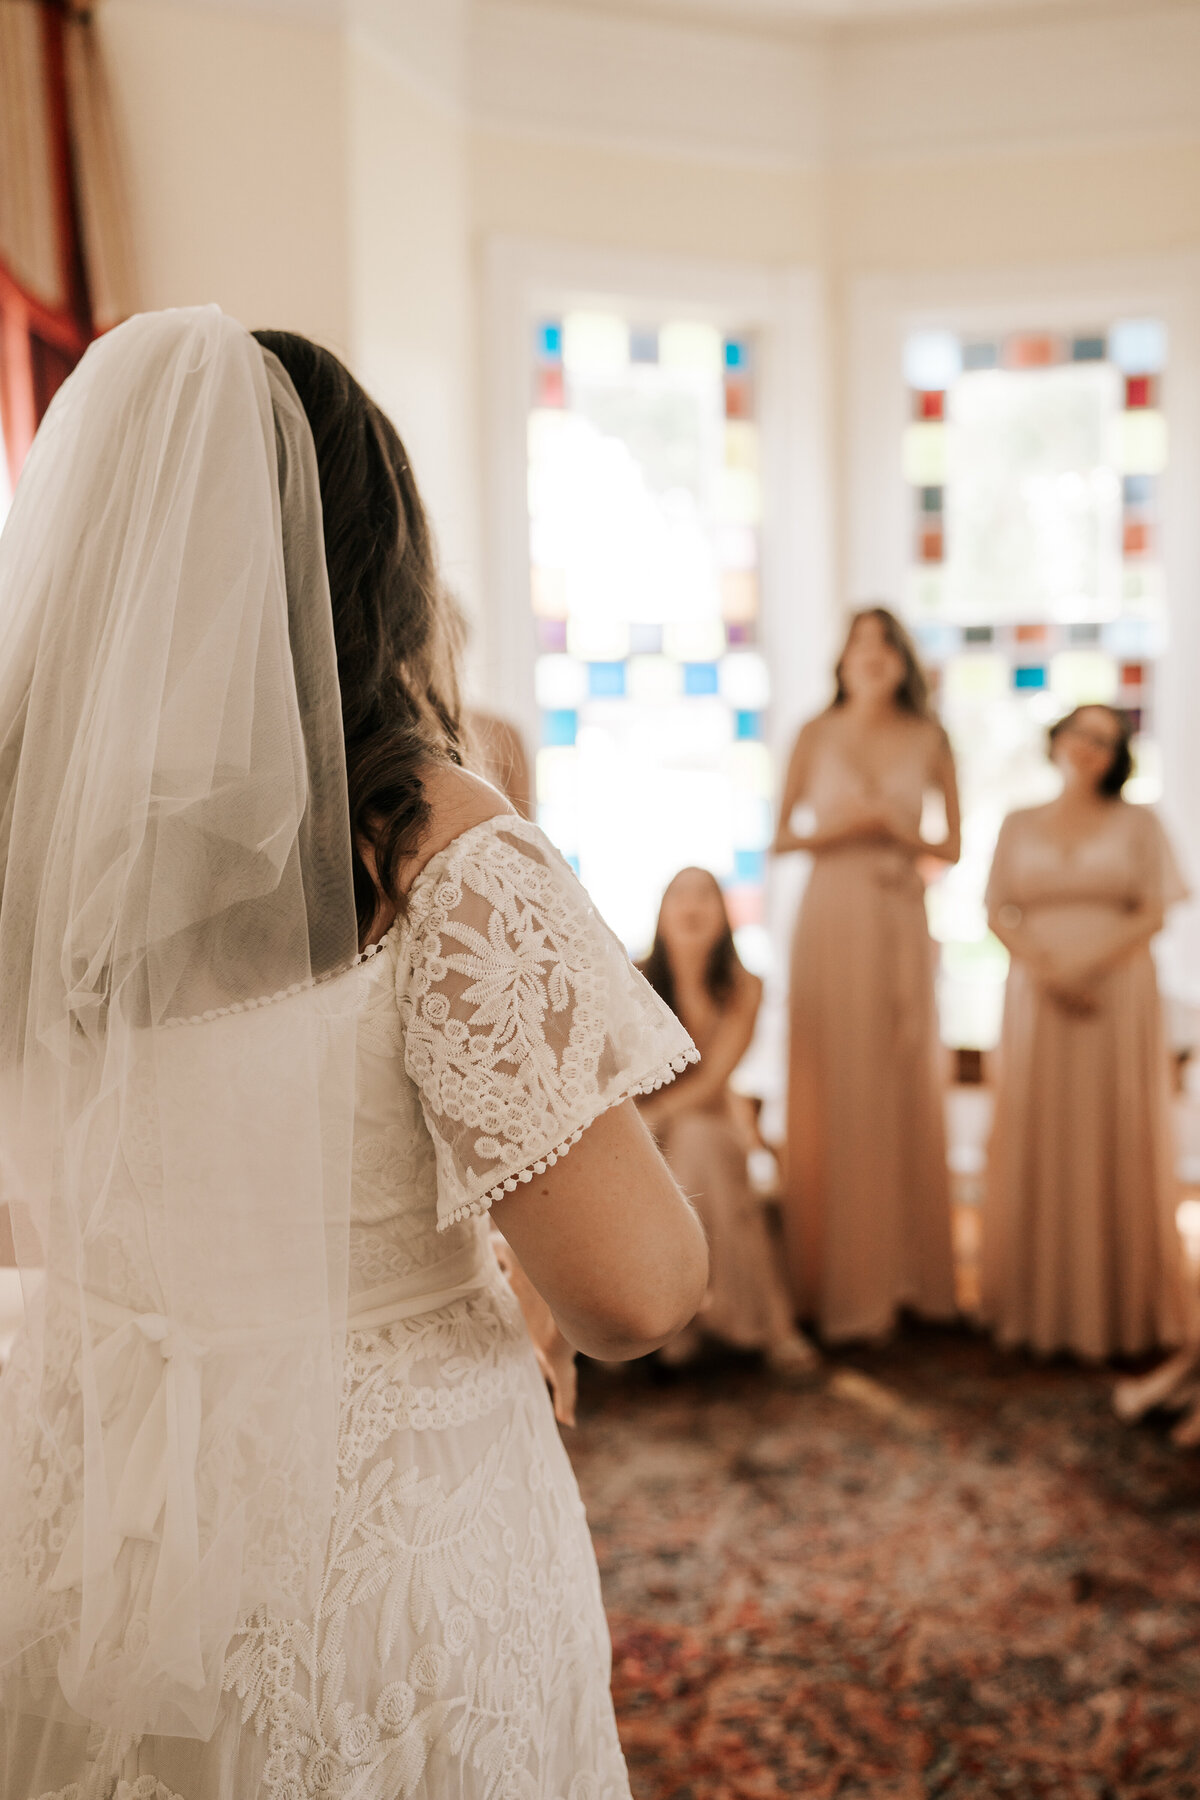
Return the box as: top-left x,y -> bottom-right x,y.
1013,665 -> 1047,689
1110,318 -> 1167,375
918,527 -> 943,563
724,338 -> 751,370
903,330 -> 962,390
725,887 -> 764,930
537,320 -> 563,361
726,622 -> 755,647
1072,335 -> 1106,362
536,617 -> 568,653
964,625 -> 994,646
1121,662 -> 1145,687
530,565 -> 567,618
1126,707 -> 1144,734
1123,520 -> 1151,557
629,623 -> 663,655
630,327 -> 659,364
724,377 -> 753,421
1123,475 -> 1154,508
914,623 -> 961,660
1014,623 -> 1049,644
1006,334 -> 1059,370
963,341 -> 998,371
542,709 -> 578,746
1125,374 -> 1154,410
1068,623 -> 1101,644
566,853 -> 581,877
902,423 -> 947,485
587,661 -> 626,699
920,486 -> 943,515
721,569 -> 758,623
735,709 -> 762,740
733,848 -> 765,885
535,367 -> 565,408
683,662 -> 720,697
1116,410 -> 1168,475
916,391 -> 944,422
1050,650 -> 1118,704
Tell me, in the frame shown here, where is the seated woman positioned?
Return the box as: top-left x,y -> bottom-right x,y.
638,868 -> 818,1376
982,704 -> 1194,1362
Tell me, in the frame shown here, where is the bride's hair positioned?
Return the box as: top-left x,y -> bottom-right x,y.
253,330 -> 466,941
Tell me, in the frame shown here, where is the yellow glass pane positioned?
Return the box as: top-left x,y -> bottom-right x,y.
1049,650 -> 1118,704
943,654 -> 1006,702
717,468 -> 762,527
664,618 -> 726,661
567,616 -> 630,659
1114,409 -> 1168,475
629,655 -> 683,703
724,422 -> 759,471
902,421 -> 947,485
727,741 -> 773,798
562,311 -> 629,376
660,321 -> 722,373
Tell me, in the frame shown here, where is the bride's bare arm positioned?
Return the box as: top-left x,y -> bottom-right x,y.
492,1102 -> 709,1363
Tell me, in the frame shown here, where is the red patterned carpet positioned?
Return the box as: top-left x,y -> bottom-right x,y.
567,1329 -> 1200,1799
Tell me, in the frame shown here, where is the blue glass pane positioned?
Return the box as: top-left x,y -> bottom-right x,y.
724,338 -> 750,370
903,330 -> 962,389
629,622 -> 663,655
1123,474 -> 1154,507
630,327 -> 659,364
1013,665 -> 1047,690
963,341 -> 998,371
734,709 -> 762,740
1110,318 -> 1167,375
733,848 -> 765,884
566,853 -> 581,877
683,662 -> 719,696
587,660 -> 626,698
542,708 -> 578,746
915,623 -> 961,660
1071,335 -> 1106,362
537,321 -> 562,361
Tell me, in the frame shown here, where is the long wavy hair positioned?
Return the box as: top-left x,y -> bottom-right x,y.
1048,704 -> 1134,798
832,605 -> 932,719
254,331 -> 467,944
639,868 -> 742,1016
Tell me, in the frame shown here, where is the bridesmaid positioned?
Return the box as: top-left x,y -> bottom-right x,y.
639,868 -> 819,1375
772,607 -> 960,1342
982,704 -> 1193,1361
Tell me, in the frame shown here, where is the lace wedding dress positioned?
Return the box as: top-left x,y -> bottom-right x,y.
3,814 -> 697,1800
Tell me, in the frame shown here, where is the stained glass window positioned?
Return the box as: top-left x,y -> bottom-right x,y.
526,311 -> 770,964
901,321 -> 1168,1048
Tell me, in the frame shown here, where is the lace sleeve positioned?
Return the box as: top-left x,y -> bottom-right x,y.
399,816 -> 698,1229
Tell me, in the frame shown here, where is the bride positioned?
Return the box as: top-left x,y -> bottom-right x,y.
0,308 -> 708,1800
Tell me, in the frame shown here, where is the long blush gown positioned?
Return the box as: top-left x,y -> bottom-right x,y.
2,817 -> 696,1800
783,720 -> 957,1342
981,801 -> 1193,1360
658,1069 -> 796,1354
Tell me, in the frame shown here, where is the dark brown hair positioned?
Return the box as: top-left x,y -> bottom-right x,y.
253,331 -> 465,944
833,606 -> 932,718
638,867 -> 742,1016
1048,704 -> 1134,798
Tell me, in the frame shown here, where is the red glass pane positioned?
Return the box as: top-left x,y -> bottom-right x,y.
1125,374 -> 1154,409
536,367 -> 565,408
1005,334 -> 1059,370
724,377 -> 753,421
1123,520 -> 1151,557
918,527 -> 943,564
1014,623 -> 1048,643
1121,662 -> 1145,687
916,391 -> 944,421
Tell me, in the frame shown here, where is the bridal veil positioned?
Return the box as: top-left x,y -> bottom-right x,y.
0,308 -> 360,1741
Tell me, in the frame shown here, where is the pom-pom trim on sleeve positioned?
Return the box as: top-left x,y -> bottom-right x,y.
436,1046 -> 699,1229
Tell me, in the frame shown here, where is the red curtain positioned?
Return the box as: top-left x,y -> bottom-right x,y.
0,0 -> 131,491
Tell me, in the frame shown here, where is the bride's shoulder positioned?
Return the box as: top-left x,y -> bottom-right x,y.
396,762 -> 515,896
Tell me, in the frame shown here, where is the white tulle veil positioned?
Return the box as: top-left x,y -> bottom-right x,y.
0,307 -> 360,1739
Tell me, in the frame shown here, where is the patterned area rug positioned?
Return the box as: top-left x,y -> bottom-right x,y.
567,1328 -> 1200,1799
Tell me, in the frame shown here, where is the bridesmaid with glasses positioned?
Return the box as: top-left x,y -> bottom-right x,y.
772,607 -> 961,1343
982,704 -> 1194,1361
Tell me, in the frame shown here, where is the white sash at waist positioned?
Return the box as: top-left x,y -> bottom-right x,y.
47,1238 -> 493,1598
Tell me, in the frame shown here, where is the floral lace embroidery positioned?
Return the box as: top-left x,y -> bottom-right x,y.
399,817 -> 697,1229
